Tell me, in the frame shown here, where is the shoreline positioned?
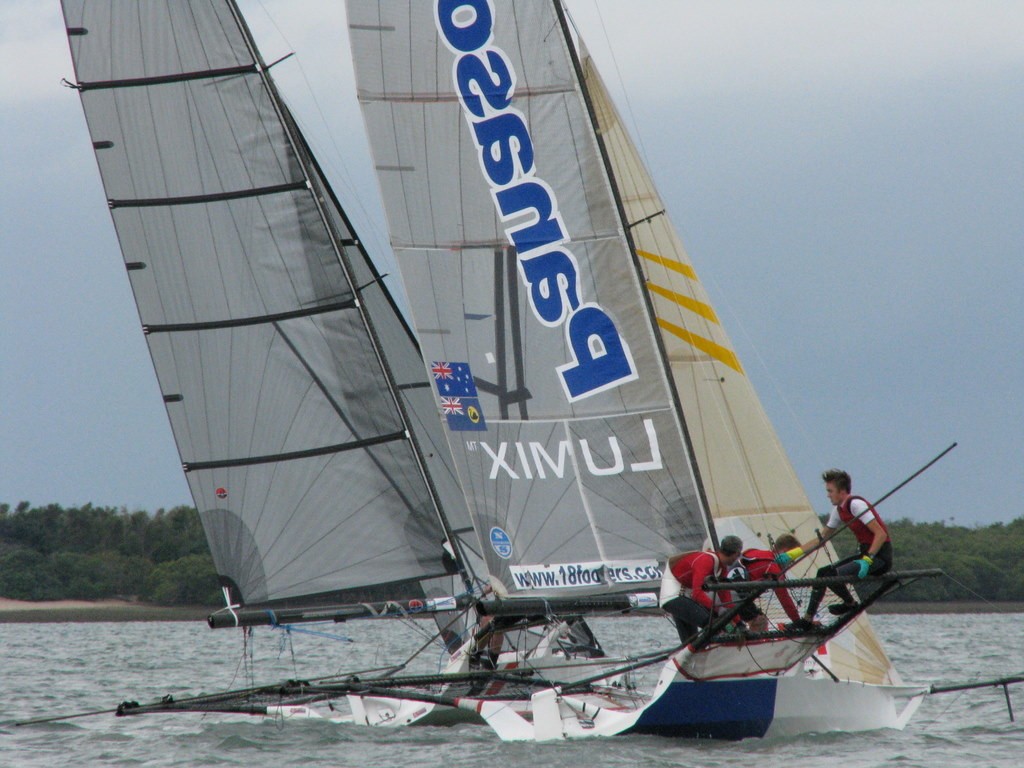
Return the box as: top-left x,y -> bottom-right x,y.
0,598 -> 211,623
0,597 -> 1021,623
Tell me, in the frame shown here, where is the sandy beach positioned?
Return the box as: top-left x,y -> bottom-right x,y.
0,597 -> 211,623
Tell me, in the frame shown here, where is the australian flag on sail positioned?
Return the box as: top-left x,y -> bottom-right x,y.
431,361 -> 487,431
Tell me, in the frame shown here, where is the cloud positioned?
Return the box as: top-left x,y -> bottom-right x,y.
569,0 -> 1024,100
0,3 -> 74,107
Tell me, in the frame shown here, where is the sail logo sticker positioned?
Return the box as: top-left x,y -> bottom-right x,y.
435,0 -> 638,402
489,526 -> 513,559
480,418 -> 663,480
509,561 -> 663,590
433,361 -> 487,431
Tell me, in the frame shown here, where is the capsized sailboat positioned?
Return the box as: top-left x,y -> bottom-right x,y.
57,0 -> 942,741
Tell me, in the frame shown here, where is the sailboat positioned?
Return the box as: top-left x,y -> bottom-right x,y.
57,0 -> 945,741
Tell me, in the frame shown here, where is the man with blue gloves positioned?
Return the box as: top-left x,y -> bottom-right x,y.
776,469 -> 893,629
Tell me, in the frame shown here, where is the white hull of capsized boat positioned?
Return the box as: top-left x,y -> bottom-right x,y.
268,663 -> 924,740
461,660 -> 927,741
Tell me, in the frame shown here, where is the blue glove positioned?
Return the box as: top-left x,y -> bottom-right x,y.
855,555 -> 873,579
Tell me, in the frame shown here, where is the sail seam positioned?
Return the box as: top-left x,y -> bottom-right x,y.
182,430 -> 408,472
109,180 -> 308,209
356,83 -> 573,104
77,63 -> 259,92
143,299 -> 356,334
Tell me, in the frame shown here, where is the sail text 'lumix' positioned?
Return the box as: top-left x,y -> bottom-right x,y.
474,418 -> 663,480
435,0 -> 637,402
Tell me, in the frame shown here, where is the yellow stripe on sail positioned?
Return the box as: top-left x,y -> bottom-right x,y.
646,282 -> 720,324
637,249 -> 698,281
657,318 -> 744,374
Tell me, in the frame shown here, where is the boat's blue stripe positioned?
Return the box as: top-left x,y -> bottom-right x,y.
626,678 -> 777,740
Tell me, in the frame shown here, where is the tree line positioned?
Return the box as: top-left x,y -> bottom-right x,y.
0,502 -> 220,605
2,502 -> 1022,606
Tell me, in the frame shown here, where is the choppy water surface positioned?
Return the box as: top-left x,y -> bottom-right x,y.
1,614 -> 1021,767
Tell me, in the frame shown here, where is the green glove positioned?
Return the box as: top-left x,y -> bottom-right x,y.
855,555 -> 873,579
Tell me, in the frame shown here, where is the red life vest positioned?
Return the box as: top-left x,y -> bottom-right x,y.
670,550 -> 724,610
839,495 -> 890,547
740,548 -> 783,580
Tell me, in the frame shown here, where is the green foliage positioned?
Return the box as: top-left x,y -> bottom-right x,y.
2,502 -> 1022,606
142,554 -> 222,606
0,502 -> 217,606
814,516 -> 1024,603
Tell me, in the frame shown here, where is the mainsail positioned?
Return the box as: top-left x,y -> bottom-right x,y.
60,0 -> 479,611
346,0 -> 713,599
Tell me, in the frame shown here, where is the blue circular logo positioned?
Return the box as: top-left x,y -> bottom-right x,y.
489,527 -> 513,559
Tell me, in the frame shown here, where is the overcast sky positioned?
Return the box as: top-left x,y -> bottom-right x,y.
2,1 -> 1022,526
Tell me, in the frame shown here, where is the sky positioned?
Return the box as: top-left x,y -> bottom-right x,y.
2,1 -> 1022,526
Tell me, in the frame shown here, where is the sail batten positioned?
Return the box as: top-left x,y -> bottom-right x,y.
182,430 -> 408,472
356,83 -> 576,104
142,299 -> 356,334
77,63 -> 259,91
109,181 -> 309,209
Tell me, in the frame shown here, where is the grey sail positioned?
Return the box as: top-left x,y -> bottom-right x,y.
346,0 -> 713,598
60,0 -> 477,610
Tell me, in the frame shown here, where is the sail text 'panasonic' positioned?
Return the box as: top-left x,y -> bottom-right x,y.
435,0 -> 638,402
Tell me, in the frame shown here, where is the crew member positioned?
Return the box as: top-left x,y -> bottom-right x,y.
738,534 -> 803,627
776,469 -> 893,628
660,535 -> 743,644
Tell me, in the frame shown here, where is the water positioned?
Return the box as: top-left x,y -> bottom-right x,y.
1,614 -> 1021,767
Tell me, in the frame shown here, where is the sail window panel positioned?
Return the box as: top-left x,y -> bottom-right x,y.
112,192 -> 351,326
79,74 -> 299,202
63,0 -> 250,85
186,444 -> 447,606
146,314 -> 405,467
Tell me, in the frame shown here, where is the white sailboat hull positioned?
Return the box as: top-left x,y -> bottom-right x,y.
471,664 -> 926,741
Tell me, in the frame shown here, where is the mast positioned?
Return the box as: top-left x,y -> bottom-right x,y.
551,1 -> 719,548
223,0 -> 477,595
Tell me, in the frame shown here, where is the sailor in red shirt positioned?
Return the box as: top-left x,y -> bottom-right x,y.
737,533 -> 802,626
776,468 -> 893,629
659,535 -> 743,643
